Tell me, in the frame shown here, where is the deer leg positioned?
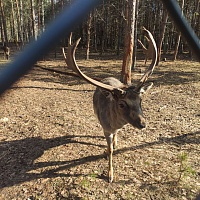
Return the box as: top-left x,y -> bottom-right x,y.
113,132 -> 118,149
113,134 -> 117,149
105,132 -> 114,183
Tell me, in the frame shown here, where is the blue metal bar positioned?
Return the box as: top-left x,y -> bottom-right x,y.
0,0 -> 102,95
161,0 -> 200,59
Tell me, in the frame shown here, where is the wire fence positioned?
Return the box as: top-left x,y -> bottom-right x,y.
0,0 -> 199,96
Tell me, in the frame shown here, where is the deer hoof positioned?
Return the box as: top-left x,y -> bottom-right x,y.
108,169 -> 113,183
108,175 -> 113,183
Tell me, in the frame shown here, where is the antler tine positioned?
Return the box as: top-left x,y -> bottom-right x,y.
135,27 -> 158,91
62,34 -> 125,94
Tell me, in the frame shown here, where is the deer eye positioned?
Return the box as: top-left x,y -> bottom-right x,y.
118,101 -> 127,109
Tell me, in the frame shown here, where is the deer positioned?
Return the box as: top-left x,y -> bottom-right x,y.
138,35 -> 154,64
1,43 -> 10,60
62,27 -> 157,183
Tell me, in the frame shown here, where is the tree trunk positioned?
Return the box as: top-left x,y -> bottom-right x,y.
0,11 -> 4,43
30,0 -> 37,40
15,0 -> 23,44
121,0 -> 136,85
93,9 -> 98,52
41,0 -> 45,33
11,0 -> 17,42
132,0 -> 139,70
116,0 -> 124,56
156,9 -> 168,66
173,0 -> 184,61
86,12 -> 92,60
37,0 -> 41,35
100,0 -> 105,55
0,0 -> 8,44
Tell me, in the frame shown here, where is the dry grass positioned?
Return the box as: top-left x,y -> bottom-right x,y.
0,56 -> 199,200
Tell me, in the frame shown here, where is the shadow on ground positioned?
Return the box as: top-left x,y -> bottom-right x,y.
0,131 -> 199,188
8,59 -> 199,92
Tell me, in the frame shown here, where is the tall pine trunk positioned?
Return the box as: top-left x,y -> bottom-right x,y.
0,0 -> 8,44
30,0 -> 37,40
121,0 -> 136,85
173,0 -> 184,61
132,0 -> 139,70
11,0 -> 16,43
86,12 -> 92,60
15,0 -> 23,44
156,9 -> 168,66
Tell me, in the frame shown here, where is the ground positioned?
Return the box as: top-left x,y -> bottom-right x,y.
0,53 -> 199,200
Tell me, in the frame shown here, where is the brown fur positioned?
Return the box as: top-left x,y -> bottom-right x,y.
93,77 -> 152,182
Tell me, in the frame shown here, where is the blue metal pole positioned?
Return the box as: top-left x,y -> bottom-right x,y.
0,0 -> 102,95
161,0 -> 200,60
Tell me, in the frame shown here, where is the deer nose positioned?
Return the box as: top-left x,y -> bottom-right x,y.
138,122 -> 146,129
137,115 -> 146,129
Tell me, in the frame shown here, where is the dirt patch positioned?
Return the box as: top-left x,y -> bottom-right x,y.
0,57 -> 199,200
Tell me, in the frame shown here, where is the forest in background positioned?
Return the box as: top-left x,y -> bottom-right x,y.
0,1 -> 199,199
0,0 -> 199,58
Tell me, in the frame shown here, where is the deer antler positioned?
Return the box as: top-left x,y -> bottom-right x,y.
134,27 -> 157,91
62,33 -> 125,94
62,29 -> 157,94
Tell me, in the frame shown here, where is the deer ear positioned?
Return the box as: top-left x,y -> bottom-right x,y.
139,82 -> 153,95
100,89 -> 114,100
100,87 -> 126,100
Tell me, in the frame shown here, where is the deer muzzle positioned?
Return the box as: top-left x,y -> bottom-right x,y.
134,114 -> 146,129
